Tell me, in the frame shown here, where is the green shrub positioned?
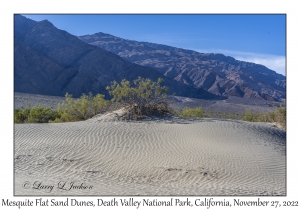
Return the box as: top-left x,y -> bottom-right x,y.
242,105 -> 286,129
58,93 -> 90,121
107,77 -> 168,103
27,105 -> 60,123
55,93 -> 110,122
180,107 -> 203,118
14,104 -> 60,123
242,109 -> 260,122
275,106 -> 286,125
14,93 -> 110,123
14,104 -> 31,123
229,114 -> 235,120
106,77 -> 173,119
92,94 -> 111,116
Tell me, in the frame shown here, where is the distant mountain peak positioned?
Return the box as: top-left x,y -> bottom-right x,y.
14,15 -> 218,100
79,32 -> 286,101
37,19 -> 54,27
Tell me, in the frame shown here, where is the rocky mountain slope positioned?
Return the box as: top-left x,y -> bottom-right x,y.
79,32 -> 286,101
14,15 -> 217,99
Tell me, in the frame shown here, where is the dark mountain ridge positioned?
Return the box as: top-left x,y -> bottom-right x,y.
79,32 -> 286,101
14,15 -> 218,99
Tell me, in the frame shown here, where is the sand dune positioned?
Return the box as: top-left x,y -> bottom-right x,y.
14,117 -> 286,195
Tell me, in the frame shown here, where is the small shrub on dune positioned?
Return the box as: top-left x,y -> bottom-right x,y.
27,105 -> 60,123
275,106 -> 286,125
14,104 -> 31,123
180,107 -> 203,118
242,105 -> 286,129
229,114 -> 235,120
14,93 -> 111,123
92,94 -> 111,115
52,93 -> 110,122
14,104 -> 60,123
242,109 -> 260,122
106,77 -> 174,120
56,93 -> 90,121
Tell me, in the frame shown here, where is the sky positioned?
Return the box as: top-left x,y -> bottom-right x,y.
23,14 -> 286,76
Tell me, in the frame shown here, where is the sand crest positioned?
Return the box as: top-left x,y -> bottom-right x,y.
14,117 -> 286,195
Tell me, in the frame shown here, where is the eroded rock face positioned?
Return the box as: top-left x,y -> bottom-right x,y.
79,32 -> 286,101
14,15 -> 218,100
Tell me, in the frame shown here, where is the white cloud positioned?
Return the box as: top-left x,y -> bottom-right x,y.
194,49 -> 286,76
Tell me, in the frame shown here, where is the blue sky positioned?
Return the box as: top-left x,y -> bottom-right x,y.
23,14 -> 286,76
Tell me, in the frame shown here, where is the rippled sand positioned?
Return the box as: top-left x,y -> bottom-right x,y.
14,118 -> 286,195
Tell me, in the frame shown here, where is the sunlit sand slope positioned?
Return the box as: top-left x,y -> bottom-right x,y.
14,118 -> 286,195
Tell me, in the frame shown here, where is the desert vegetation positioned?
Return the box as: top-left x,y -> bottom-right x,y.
176,105 -> 286,129
14,104 -> 60,123
178,107 -> 204,118
242,106 -> 286,129
14,93 -> 110,123
14,77 -> 174,122
14,77 -> 286,130
52,93 -> 110,122
106,77 -> 174,120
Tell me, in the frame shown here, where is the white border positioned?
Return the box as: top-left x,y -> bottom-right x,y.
2,0 -> 299,209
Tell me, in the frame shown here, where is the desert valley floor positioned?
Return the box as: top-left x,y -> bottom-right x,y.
14,116 -> 286,196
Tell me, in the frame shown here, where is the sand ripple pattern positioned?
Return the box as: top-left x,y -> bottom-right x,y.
14,118 -> 286,195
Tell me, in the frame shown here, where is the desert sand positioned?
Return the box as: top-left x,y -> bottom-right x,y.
14,115 -> 286,196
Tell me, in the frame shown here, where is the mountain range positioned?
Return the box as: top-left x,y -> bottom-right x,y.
79,32 -> 286,101
14,15 -> 286,101
14,15 -> 218,99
